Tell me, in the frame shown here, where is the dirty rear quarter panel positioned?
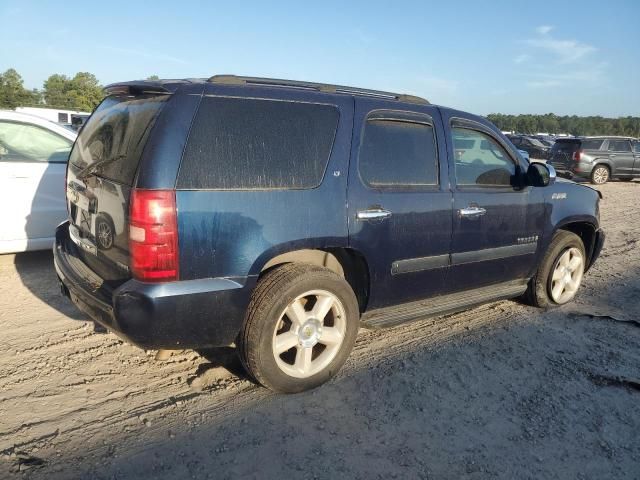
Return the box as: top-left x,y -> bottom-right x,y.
176,89 -> 354,280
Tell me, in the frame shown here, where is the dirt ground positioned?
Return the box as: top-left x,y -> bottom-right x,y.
1,181 -> 639,479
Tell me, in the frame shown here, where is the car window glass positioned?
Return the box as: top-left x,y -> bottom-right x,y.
453,127 -> 515,186
634,142 -> 640,153
0,121 -> 72,162
359,118 -> 438,187
608,140 -> 631,152
581,139 -> 604,150
178,97 -> 339,190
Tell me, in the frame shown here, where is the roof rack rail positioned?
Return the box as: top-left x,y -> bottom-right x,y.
207,75 -> 429,105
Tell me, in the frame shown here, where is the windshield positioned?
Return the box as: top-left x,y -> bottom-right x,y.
69,94 -> 168,184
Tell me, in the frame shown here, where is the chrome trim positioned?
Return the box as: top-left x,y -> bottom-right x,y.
356,208 -> 392,221
459,206 -> 487,218
546,163 -> 557,185
69,224 -> 97,255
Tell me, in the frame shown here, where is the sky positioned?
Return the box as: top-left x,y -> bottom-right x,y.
1,0 -> 638,117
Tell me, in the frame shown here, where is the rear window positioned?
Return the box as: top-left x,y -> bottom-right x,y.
69,94 -> 169,185
552,139 -> 580,152
177,97 -> 339,190
581,139 -> 604,150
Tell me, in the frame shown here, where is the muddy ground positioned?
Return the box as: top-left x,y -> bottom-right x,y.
1,181 -> 639,479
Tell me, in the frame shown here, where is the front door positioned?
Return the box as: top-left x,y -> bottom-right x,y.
634,141 -> 640,175
347,99 -> 452,309
444,116 -> 543,291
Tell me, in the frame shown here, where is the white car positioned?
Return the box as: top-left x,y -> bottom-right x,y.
0,110 -> 77,253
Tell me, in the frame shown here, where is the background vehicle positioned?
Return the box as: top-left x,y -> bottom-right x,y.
507,134 -> 550,160
0,110 -> 76,253
15,107 -> 91,128
548,136 -> 640,184
54,76 -> 604,393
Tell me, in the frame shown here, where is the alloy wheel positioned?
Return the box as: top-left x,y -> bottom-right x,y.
272,289 -> 346,379
549,247 -> 584,304
592,166 -> 609,184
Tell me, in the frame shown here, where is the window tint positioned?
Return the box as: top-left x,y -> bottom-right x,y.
634,142 -> 640,153
0,121 -> 72,163
70,94 -> 168,185
580,139 -> 604,150
178,97 -> 339,190
608,140 -> 631,152
358,119 -> 438,187
452,127 -> 515,186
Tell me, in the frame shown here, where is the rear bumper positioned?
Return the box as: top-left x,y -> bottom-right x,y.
54,222 -> 254,349
548,161 -> 593,178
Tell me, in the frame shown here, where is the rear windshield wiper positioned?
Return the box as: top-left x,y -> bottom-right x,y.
76,154 -> 126,180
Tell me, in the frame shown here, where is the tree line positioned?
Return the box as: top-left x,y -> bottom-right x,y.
0,68 -> 159,112
487,113 -> 640,138
1,67 -> 638,137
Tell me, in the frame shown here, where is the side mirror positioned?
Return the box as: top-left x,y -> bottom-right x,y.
527,162 -> 556,187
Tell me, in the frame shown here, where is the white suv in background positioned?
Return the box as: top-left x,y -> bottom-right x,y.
0,110 -> 77,253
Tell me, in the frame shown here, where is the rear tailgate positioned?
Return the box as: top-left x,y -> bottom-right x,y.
549,139 -> 580,171
65,93 -> 170,284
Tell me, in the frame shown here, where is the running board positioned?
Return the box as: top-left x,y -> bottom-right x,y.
361,280 -> 528,329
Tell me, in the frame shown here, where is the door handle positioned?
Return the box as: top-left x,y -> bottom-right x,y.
609,154 -> 616,158
357,207 -> 392,221
459,206 -> 487,218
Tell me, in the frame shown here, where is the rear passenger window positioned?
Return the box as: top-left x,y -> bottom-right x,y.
453,128 -> 515,187
358,118 -> 438,187
178,97 -> 339,190
634,142 -> 640,153
581,139 -> 604,150
608,140 -> 631,152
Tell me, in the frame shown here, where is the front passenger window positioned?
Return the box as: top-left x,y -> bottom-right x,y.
452,128 -> 516,186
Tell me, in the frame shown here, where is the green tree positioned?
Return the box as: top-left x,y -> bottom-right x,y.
43,72 -> 104,111
146,75 -> 160,81
0,68 -> 38,109
487,113 -> 640,138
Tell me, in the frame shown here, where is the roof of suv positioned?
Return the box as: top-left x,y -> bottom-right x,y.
105,75 -> 430,106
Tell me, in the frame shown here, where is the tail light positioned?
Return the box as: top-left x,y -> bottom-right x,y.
573,150 -> 582,162
129,189 -> 179,282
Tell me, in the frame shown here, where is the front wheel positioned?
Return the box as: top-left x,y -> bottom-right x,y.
239,263 -> 359,393
523,231 -> 586,308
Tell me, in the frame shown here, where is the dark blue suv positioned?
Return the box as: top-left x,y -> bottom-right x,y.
54,75 -> 605,393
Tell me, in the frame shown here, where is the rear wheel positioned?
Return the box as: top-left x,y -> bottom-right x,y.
523,230 -> 586,308
239,263 -> 359,393
590,165 -> 610,184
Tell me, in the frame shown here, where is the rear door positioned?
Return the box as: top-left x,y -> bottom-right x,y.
347,99 -> 452,309
0,120 -> 72,251
606,139 -> 635,176
444,114 -> 543,291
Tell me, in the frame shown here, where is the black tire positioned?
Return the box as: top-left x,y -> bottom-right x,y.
590,165 -> 610,185
523,230 -> 586,308
239,263 -> 359,393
